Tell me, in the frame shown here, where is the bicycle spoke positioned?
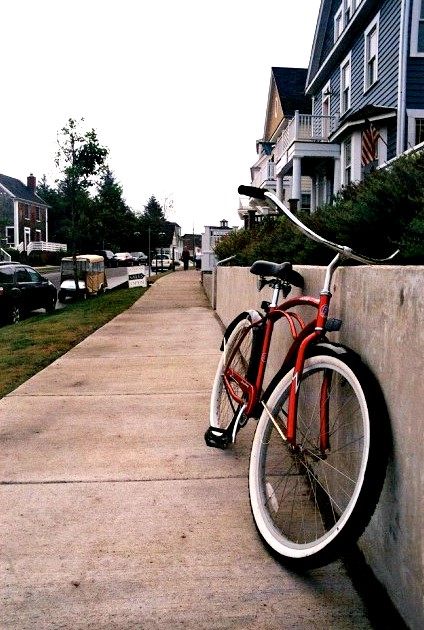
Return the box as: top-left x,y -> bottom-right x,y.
249,351 -> 384,567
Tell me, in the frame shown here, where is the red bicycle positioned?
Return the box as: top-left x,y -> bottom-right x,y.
205,185 -> 398,569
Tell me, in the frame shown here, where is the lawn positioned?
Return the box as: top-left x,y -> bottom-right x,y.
0,286 -> 146,399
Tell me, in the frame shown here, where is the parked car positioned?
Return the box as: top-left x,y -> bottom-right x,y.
94,249 -> 117,267
113,252 -> 134,267
130,251 -> 148,265
0,262 -> 57,325
58,254 -> 107,302
151,253 -> 173,271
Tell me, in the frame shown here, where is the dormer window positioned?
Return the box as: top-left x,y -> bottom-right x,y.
334,0 -> 362,41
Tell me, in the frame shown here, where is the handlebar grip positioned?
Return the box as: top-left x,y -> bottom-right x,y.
238,185 -> 268,200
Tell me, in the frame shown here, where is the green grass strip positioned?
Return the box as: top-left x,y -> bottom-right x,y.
0,287 -> 146,399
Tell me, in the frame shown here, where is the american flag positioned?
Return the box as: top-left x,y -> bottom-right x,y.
361,119 -> 379,167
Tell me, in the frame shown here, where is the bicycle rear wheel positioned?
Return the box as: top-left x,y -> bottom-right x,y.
210,312 -> 261,431
249,345 -> 388,569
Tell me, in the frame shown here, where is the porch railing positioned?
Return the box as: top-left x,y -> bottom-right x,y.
0,248 -> 11,262
276,111 -> 338,161
251,160 -> 276,189
17,241 -> 68,254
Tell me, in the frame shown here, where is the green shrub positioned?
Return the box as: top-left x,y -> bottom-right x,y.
215,152 -> 424,266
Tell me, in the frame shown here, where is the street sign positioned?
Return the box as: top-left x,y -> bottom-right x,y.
128,266 -> 147,288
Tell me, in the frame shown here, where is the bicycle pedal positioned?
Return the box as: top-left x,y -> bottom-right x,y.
204,426 -> 233,449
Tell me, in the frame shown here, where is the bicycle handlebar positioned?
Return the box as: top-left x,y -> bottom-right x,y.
238,185 -> 399,265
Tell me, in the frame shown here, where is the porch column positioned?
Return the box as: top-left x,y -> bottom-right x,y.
351,131 -> 362,182
310,176 -> 317,212
13,200 -> 19,248
333,157 -> 341,195
248,209 -> 256,229
291,156 -> 301,204
276,174 -> 284,201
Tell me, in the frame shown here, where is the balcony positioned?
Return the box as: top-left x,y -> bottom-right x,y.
250,158 -> 276,191
275,112 -> 339,173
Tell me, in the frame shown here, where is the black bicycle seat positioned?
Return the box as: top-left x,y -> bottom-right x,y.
250,260 -> 304,288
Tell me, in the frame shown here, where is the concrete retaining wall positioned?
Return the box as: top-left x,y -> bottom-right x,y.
206,265 -> 423,630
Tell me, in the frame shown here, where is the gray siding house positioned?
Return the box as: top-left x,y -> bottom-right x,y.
251,0 -> 424,211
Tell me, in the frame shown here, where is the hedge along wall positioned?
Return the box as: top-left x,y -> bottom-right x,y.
212,265 -> 424,630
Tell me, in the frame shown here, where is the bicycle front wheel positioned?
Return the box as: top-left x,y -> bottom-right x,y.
249,345 -> 388,569
210,312 -> 261,431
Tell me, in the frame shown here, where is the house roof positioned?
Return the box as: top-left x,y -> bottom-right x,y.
271,67 -> 311,118
0,174 -> 47,205
261,67 -> 311,144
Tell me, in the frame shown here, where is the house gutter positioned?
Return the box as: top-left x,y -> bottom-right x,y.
397,0 -> 411,154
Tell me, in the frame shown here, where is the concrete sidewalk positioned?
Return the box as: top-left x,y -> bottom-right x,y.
0,272 -> 392,629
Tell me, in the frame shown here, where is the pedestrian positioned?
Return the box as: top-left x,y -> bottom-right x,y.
195,246 -> 202,271
181,246 -> 191,271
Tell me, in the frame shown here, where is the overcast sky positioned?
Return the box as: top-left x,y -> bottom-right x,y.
1,0 -> 321,235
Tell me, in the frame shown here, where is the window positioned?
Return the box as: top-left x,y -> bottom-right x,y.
406,109 -> 424,146
301,193 -> 311,211
24,204 -> 30,219
411,0 -> 424,55
27,268 -> 42,282
17,269 -> 31,283
344,137 -> 352,185
364,17 -> 379,90
416,118 -> 424,144
340,55 -> 351,114
0,268 -> 14,283
35,207 -> 41,221
334,0 -> 362,41
419,1 -> 424,50
6,226 -> 14,245
334,6 -> 343,41
322,85 -> 331,138
344,0 -> 352,25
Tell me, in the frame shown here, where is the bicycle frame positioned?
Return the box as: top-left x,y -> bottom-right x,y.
223,252 -> 344,450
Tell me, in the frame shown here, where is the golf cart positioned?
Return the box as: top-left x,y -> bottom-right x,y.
58,254 -> 107,302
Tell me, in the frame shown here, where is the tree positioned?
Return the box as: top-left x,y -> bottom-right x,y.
55,118 -> 109,254
55,118 -> 109,296
139,196 -> 167,254
94,168 -> 138,251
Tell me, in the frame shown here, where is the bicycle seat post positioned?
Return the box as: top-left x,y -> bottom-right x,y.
270,280 -> 282,308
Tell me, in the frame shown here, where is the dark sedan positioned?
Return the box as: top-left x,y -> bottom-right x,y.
130,251 -> 148,265
0,262 -> 57,325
